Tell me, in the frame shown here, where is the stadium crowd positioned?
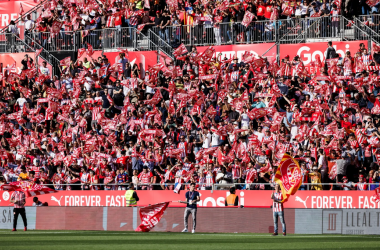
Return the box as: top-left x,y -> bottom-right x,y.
1,39 -> 380,192
8,0 -> 380,50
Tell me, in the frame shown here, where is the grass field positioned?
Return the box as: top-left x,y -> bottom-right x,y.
0,230 -> 379,250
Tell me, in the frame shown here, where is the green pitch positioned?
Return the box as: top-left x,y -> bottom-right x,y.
0,231 -> 379,250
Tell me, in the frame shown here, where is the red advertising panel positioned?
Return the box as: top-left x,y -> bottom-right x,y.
0,52 -> 34,73
1,190 -> 379,209
279,41 -> 365,73
197,43 -> 276,62
34,207 -> 293,233
0,0 -> 38,28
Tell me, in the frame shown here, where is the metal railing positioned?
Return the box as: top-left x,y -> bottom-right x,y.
24,182 -> 379,192
358,14 -> 380,34
354,17 -> 380,44
23,28 -> 139,52
148,30 -> 174,60
23,33 -> 62,76
29,31 -> 77,52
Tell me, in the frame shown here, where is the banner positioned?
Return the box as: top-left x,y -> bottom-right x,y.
0,52 -> 34,74
197,43 -> 276,62
1,190 -> 379,209
0,181 -> 56,197
0,0 -> 38,29
279,41 -> 365,73
274,153 -> 302,203
135,202 -> 170,232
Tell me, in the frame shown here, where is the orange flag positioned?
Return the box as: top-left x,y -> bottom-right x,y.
274,153 -> 302,203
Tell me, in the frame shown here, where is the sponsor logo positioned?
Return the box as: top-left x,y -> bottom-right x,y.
2,191 -> 9,201
295,196 -> 309,208
51,196 -> 63,206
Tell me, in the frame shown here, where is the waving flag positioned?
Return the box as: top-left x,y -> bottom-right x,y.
60,57 -> 71,67
35,48 -> 43,58
0,181 -> 57,198
19,3 -> 24,15
373,187 -> 380,203
135,202 -> 170,232
274,153 -> 302,203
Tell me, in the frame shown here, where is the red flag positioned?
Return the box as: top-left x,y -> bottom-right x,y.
78,48 -> 86,58
144,0 -> 150,8
373,187 -> 380,203
242,11 -> 254,27
328,162 -> 337,180
373,42 -> 380,53
19,3 -> 24,15
50,21 -> 62,38
60,57 -> 71,67
35,48 -> 43,58
137,24 -> 146,33
4,61 -> 16,71
135,202 -> 170,232
1,181 -> 57,198
274,153 -> 302,203
366,0 -> 379,7
173,44 -> 188,57
117,47 -> 129,58
282,6 -> 294,16
86,43 -> 94,57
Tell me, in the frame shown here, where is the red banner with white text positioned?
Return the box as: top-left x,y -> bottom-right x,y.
0,0 -> 38,28
1,190 -> 379,209
279,41 -> 365,73
135,202 -> 170,232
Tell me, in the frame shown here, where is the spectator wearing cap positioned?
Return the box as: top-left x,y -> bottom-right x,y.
340,176 -> 355,190
355,175 -> 368,190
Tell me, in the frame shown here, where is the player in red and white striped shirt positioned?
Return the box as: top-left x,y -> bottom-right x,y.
10,191 -> 27,231
271,184 -> 286,236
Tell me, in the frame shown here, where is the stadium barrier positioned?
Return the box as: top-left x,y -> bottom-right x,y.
1,190 -> 378,209
1,206 -> 379,234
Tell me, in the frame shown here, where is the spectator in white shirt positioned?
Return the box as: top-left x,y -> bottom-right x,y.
211,128 -> 220,147
202,128 -> 211,149
39,61 -> 50,76
16,93 -> 27,108
254,126 -> 265,142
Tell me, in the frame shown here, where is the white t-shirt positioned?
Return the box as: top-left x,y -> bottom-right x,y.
202,133 -> 211,148
254,131 -> 265,142
211,133 -> 220,147
241,113 -> 250,128
24,20 -> 35,30
40,66 -> 50,76
16,98 -> 27,108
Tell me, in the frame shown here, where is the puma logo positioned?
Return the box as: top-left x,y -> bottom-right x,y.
51,196 -> 63,206
295,196 -> 309,208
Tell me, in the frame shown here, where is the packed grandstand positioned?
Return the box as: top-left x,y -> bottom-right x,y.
1,0 -> 380,193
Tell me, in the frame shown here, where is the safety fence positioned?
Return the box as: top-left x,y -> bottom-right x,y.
7,182 -> 376,191
2,15 -> 380,55
1,206 -> 379,234
0,28 -> 172,55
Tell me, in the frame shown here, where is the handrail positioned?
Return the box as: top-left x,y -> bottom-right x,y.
24,33 -> 62,76
148,29 -> 174,60
0,0 -> 48,33
353,17 -> 380,43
